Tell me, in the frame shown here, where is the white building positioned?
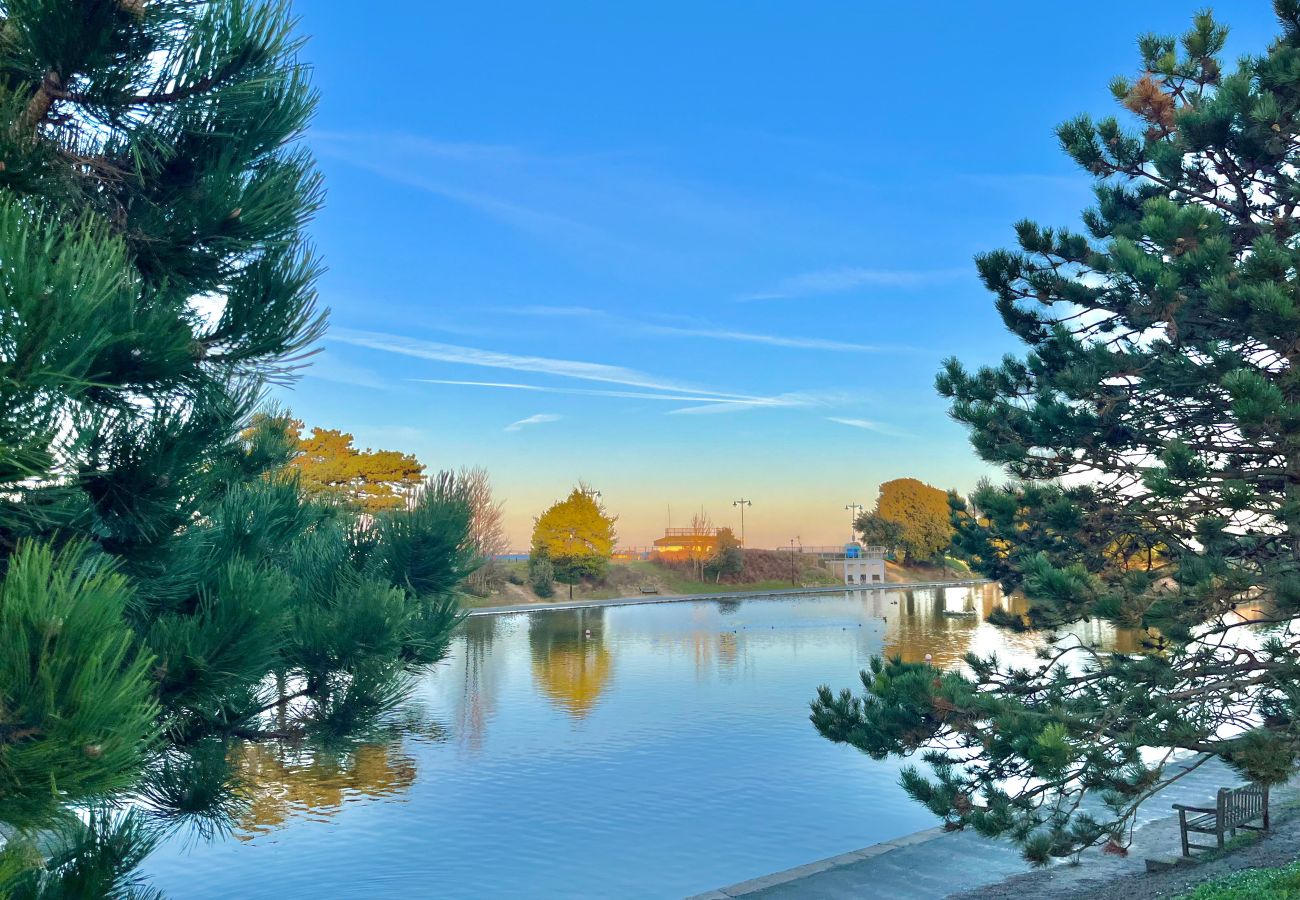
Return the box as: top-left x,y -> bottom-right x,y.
829,544 -> 887,586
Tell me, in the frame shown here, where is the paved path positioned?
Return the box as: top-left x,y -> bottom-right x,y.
465,579 -> 990,617
957,791 -> 1300,900
688,756 -> 1256,900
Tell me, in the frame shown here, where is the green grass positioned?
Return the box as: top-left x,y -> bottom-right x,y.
619,560 -> 838,595
1180,860 -> 1300,899
467,559 -> 841,608
472,555 -> 981,608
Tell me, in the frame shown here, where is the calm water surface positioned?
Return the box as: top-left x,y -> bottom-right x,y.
140,586 -> 1131,898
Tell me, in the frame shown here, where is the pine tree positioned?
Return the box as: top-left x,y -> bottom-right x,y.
0,1 -> 474,892
280,418 -> 426,513
704,528 -> 745,583
814,4 -> 1300,864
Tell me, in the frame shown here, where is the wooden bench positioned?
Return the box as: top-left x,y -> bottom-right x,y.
1174,784 -> 1269,856
639,586 -> 659,594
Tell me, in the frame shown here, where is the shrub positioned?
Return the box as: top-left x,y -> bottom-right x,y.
530,557 -> 555,598
1180,860 -> 1300,899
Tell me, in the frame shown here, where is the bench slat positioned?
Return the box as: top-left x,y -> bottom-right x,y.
1177,783 -> 1269,858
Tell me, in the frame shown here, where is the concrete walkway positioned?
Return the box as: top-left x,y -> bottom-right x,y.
465,579 -> 990,617
688,756 -> 1260,900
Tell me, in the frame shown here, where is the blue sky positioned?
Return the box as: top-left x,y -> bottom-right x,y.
281,1 -> 1277,548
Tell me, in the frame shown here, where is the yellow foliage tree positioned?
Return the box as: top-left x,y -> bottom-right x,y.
531,486 -> 617,587
875,477 -> 954,564
284,420 -> 425,512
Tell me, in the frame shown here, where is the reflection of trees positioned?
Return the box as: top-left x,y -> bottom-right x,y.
879,584 -> 1148,666
883,587 -> 996,667
688,628 -> 740,680
231,740 -> 417,838
717,631 -> 738,672
529,608 -> 613,718
457,615 -> 499,752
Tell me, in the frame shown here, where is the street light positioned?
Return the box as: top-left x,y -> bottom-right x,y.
845,503 -> 863,544
565,527 -> 578,600
789,537 -> 800,585
732,498 -> 752,546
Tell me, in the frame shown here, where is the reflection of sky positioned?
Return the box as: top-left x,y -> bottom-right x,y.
140,588 -> 1125,899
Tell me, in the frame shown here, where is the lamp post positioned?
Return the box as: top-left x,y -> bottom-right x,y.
564,527 -> 582,600
732,498 -> 752,546
845,503 -> 863,544
789,537 -> 798,585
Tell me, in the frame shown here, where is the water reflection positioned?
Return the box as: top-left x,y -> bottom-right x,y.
232,741 -> 418,838
862,583 -> 1148,667
685,623 -> 741,681
142,585 -> 1159,900
528,608 -> 613,718
456,615 -> 500,751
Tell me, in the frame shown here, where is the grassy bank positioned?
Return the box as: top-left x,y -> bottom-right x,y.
1180,859 -> 1300,898
621,559 -> 839,595
460,554 -> 975,610
886,558 -> 973,582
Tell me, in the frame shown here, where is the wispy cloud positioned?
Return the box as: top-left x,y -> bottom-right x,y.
312,133 -> 604,246
670,390 -> 856,416
414,379 -> 759,406
302,352 -> 390,390
348,161 -> 600,242
827,416 -> 912,438
505,413 -> 562,432
332,328 -> 746,398
738,266 -> 968,301
340,329 -> 866,418
502,306 -> 913,354
311,131 -> 755,263
644,324 -> 913,353
417,379 -> 827,414
499,305 -> 608,319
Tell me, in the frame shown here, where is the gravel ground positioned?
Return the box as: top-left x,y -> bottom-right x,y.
953,796 -> 1300,900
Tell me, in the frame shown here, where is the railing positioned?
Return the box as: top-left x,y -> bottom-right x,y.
497,545 -> 889,560
783,546 -> 889,562
659,528 -> 721,537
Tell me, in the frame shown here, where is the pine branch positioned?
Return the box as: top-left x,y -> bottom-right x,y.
21,70 -> 63,130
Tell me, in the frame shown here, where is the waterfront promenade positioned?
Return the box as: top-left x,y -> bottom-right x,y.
689,756 -> 1280,900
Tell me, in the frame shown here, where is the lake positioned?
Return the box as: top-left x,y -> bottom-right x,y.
139,585 -> 1132,898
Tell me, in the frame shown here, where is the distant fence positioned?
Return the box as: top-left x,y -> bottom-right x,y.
496,545 -> 887,561
777,545 -> 887,560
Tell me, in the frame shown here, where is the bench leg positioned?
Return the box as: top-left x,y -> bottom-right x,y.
1179,810 -> 1190,858
1217,826 -> 1225,850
